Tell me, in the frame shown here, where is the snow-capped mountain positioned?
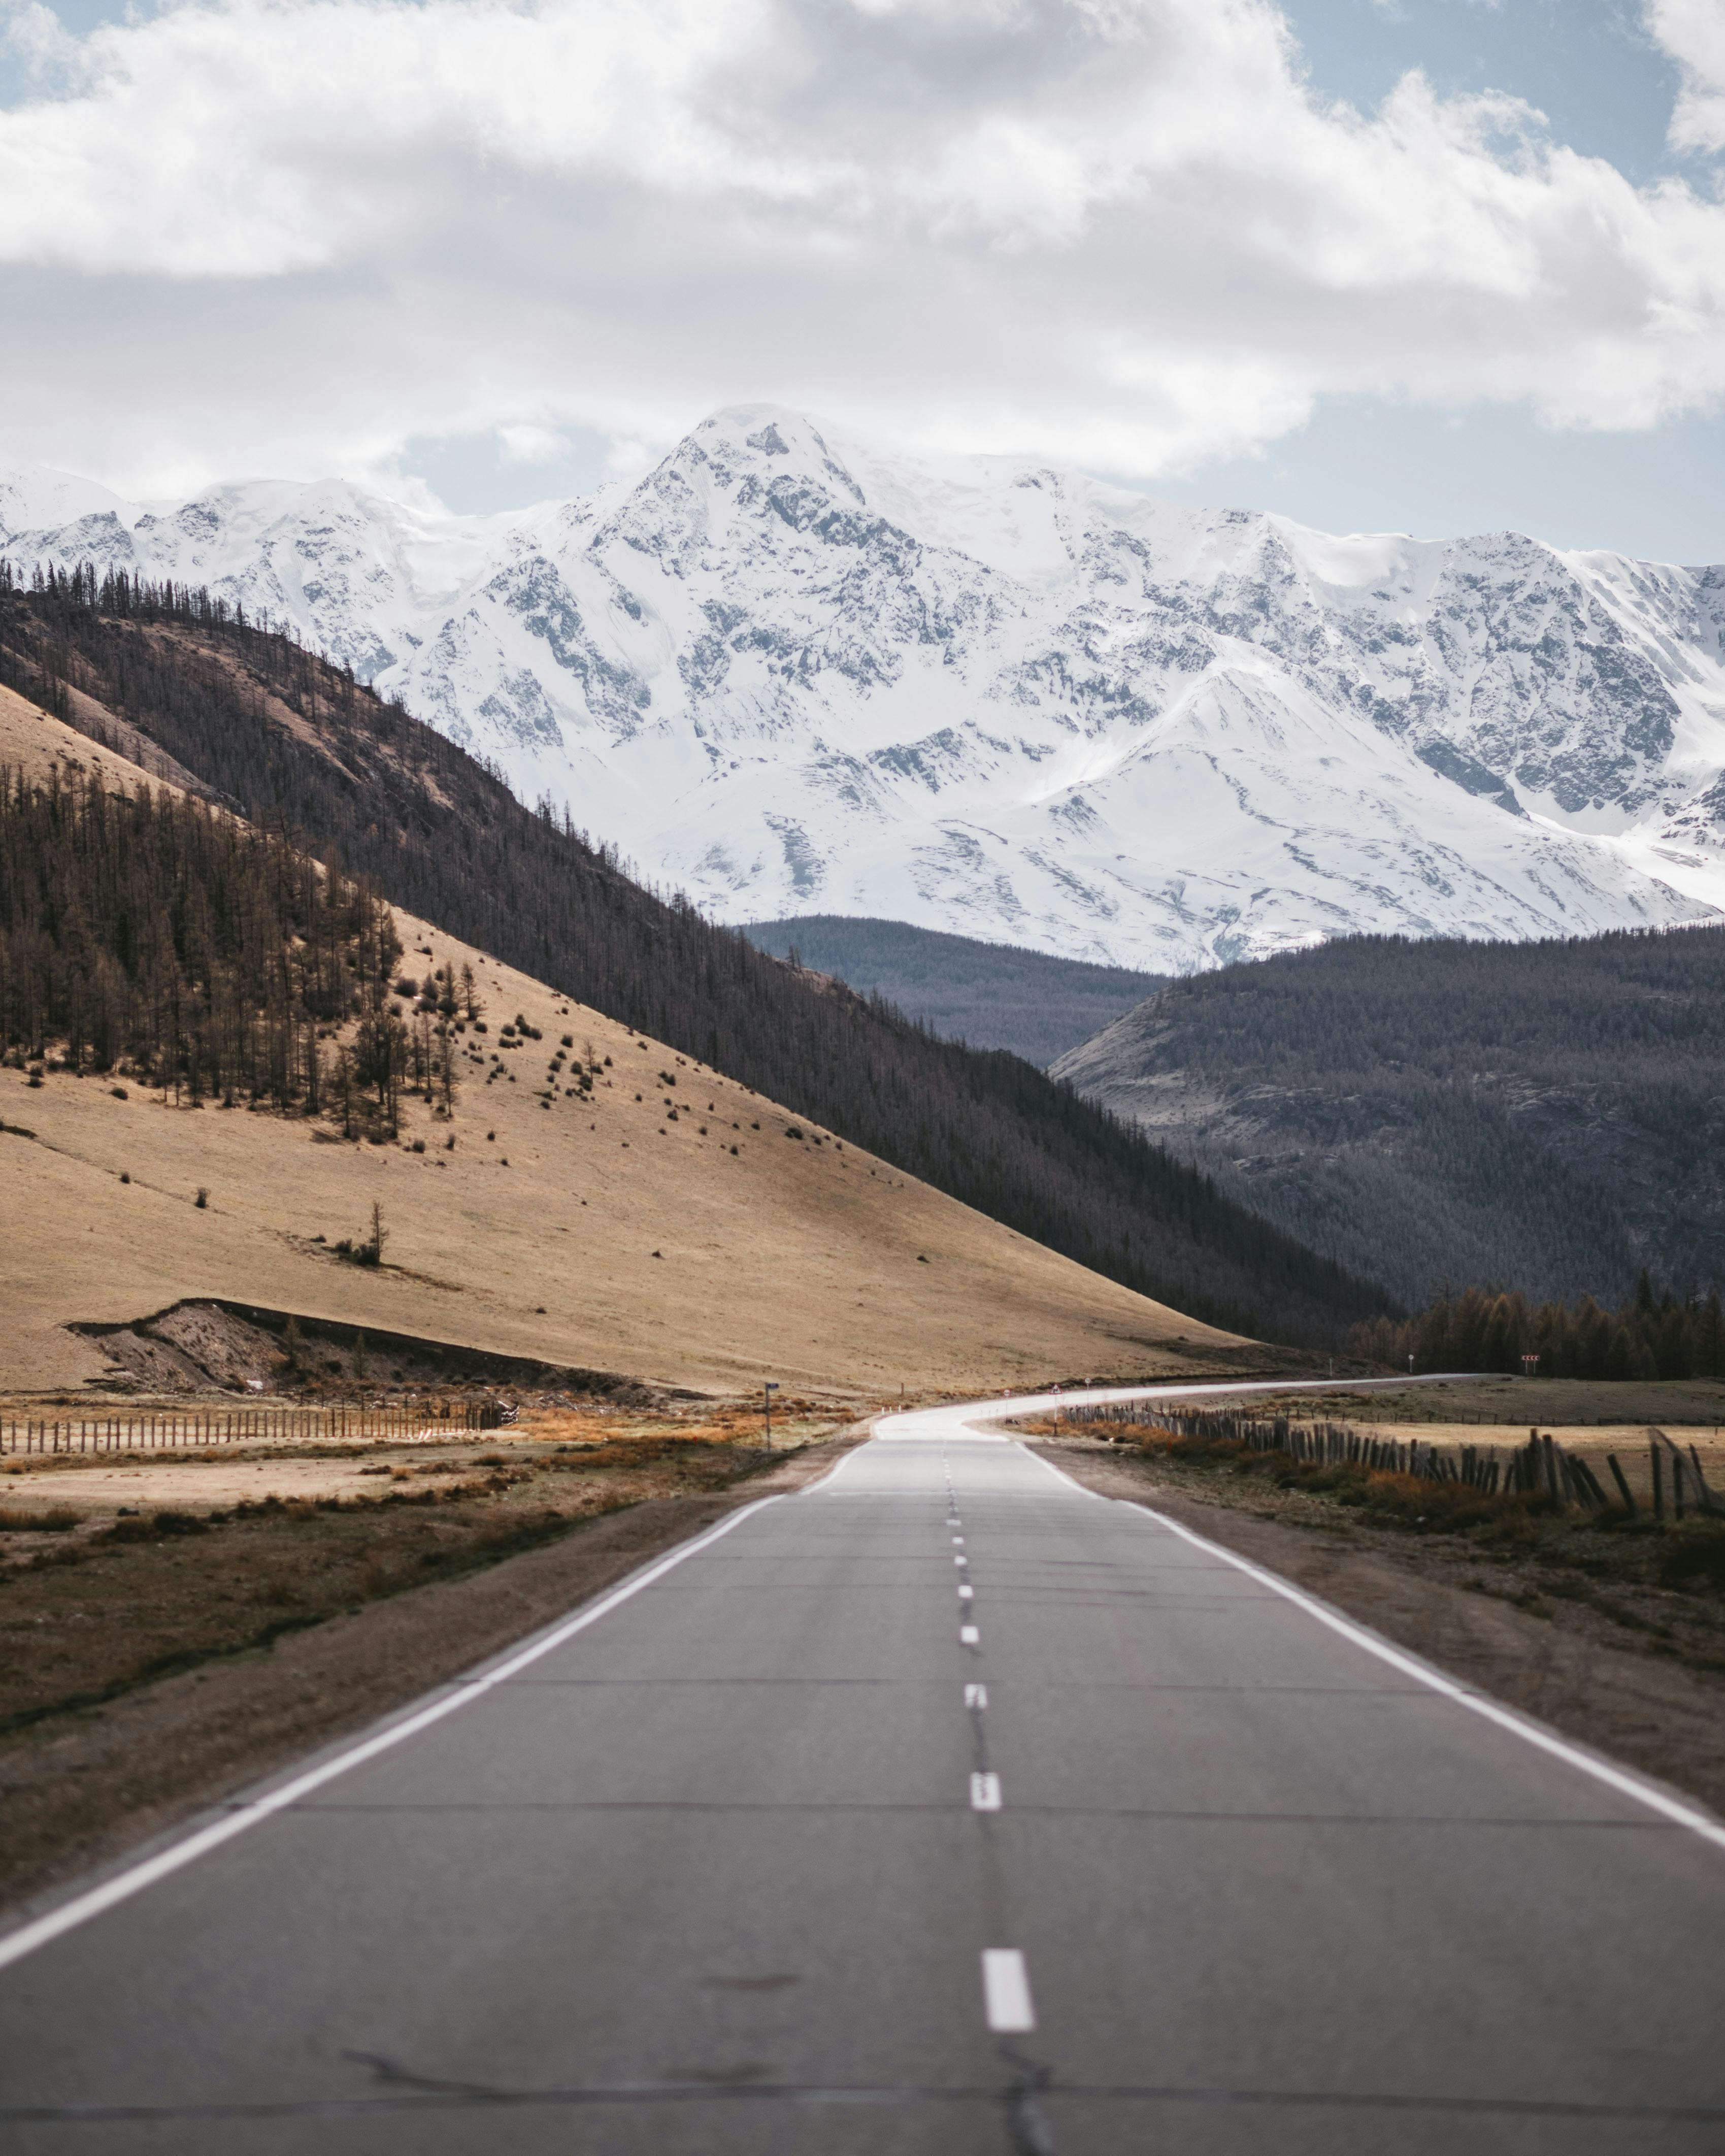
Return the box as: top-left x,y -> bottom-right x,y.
6,408 -> 1725,973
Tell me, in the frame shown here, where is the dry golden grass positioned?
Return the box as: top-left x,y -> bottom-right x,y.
0,696 -> 1245,1400
0,1400 -> 854,1519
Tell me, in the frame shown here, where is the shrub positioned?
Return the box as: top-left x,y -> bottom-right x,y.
194,1186 -> 209,1208
1133,1428 -> 1538,1539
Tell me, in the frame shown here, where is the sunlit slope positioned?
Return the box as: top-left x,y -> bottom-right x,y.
0,701 -> 1245,1397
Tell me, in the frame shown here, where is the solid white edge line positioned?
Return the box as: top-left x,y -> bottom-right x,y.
0,1494 -> 787,1975
1015,1442 -> 1105,1497
800,1422 -> 880,1489
981,1947 -> 1036,2033
1022,1442 -> 1725,1855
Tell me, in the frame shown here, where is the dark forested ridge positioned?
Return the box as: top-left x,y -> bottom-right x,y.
741,916 -> 1164,1066
0,563 -> 1390,1349
1053,925 -> 1725,1310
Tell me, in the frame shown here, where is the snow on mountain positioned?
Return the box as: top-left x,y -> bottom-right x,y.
6,407 -> 1725,973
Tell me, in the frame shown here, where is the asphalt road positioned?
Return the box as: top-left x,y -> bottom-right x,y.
3,1382 -> 1724,2153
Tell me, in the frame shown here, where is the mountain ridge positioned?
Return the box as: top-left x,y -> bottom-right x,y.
1052,922 -> 1725,1310
741,916 -> 1164,1066
5,407 -> 1723,971
0,566 -> 1390,1348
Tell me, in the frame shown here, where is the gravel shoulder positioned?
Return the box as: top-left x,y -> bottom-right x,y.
1032,1438 -> 1725,1821
0,1429 -> 867,1920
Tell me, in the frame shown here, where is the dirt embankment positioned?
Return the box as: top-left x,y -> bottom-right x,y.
1035,1438 -> 1725,1822
0,1421 -> 868,1918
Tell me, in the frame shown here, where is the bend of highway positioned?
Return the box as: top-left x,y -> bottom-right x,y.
2,1375 -> 1722,2153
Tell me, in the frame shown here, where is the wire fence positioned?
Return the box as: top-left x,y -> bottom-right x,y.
0,1399 -> 509,1457
1057,1403 -> 1725,1520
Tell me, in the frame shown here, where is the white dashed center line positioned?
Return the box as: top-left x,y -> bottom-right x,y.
941,1467 -> 1031,2057
981,1948 -> 1035,2033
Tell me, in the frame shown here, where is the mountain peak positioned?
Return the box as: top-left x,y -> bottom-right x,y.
4,412 -> 1723,970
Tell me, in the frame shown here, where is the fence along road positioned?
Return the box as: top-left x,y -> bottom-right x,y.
0,1400 -> 509,1455
1,1376 -> 1723,2154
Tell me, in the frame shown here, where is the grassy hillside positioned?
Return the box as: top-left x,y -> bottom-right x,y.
0,565 -> 1390,1348
741,916 -> 1163,1065
1053,925 -> 1725,1309
0,690 -> 1259,1396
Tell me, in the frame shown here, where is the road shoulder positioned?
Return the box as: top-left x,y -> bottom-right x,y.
0,1430 -> 868,1919
1031,1439 -> 1725,1820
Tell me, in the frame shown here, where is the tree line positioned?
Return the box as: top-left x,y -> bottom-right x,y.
0,560 -> 1394,1346
0,762 -> 439,1136
1350,1277 -> 1725,1382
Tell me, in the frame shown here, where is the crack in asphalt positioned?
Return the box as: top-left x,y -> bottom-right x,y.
5,2074 -> 1721,2126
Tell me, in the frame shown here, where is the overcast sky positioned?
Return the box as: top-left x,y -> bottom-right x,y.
1,0 -> 1721,558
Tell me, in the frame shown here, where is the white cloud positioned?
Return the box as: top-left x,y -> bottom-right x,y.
1650,0 -> 1725,154
493,423 -> 572,465
0,0 -> 1721,495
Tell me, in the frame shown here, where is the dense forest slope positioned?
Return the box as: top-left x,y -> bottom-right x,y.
1053,927 -> 1725,1309
741,916 -> 1162,1065
0,566 -> 1388,1349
